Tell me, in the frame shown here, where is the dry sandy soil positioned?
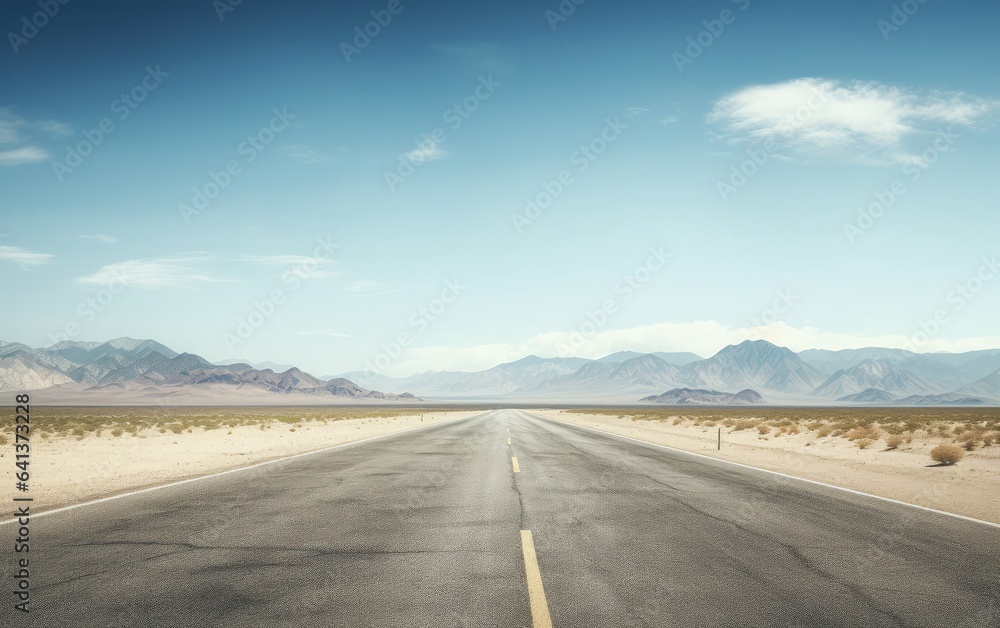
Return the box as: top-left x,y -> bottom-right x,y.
533,409 -> 1000,524
1,410 -> 481,513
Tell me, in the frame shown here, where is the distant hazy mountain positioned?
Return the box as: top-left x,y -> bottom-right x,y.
332,370 -> 470,395
529,360 -> 623,392
215,358 -> 298,372
680,340 -> 828,394
954,351 -> 1000,382
894,355 -> 977,391
641,388 -> 764,405
331,342 -> 1000,402
44,337 -> 179,365
444,355 -> 589,395
596,350 -> 703,366
958,367 -> 1000,398
836,388 -> 898,404
605,354 -> 683,389
811,359 -> 942,398
895,393 -> 987,406
798,347 -> 914,373
798,346 -> 1000,388
0,337 -> 413,402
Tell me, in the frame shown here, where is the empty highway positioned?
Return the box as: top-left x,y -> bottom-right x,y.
4,410 -> 998,627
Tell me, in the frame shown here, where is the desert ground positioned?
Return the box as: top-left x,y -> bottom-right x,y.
5,405 -> 998,524
535,407 -> 1000,523
1,406 -> 482,512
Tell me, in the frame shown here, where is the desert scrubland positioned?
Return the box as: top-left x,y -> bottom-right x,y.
1,407 -> 482,512
536,407 -> 1000,524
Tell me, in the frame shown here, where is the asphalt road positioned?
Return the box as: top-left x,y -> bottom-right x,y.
4,409 -> 998,627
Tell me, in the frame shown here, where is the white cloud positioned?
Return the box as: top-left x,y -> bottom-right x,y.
281,265 -> 343,281
0,245 -> 54,269
76,254 -> 228,287
280,144 -> 328,164
343,279 -> 398,297
75,252 -> 342,288
298,330 -> 352,338
659,116 -> 679,125
0,146 -> 49,166
35,119 -> 72,139
626,107 -> 650,116
404,144 -> 447,164
80,234 -> 118,244
0,109 -> 70,165
707,78 -> 999,164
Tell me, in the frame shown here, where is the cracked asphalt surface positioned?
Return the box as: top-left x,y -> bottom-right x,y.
5,409 -> 999,626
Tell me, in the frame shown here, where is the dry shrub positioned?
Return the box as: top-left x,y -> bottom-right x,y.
757,424 -> 770,436
984,432 -> 997,447
673,417 -> 684,426
962,440 -> 977,451
856,438 -> 874,450
885,434 -> 904,450
845,426 -> 882,441
111,428 -> 124,437
786,424 -> 800,435
816,426 -> 834,438
930,443 -> 965,465
732,419 -> 759,432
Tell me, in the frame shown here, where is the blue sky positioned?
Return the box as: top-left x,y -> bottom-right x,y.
1,0 -> 999,376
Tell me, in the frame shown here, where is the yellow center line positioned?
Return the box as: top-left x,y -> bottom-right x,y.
520,530 -> 553,628
511,456 -> 520,473
507,437 -> 512,445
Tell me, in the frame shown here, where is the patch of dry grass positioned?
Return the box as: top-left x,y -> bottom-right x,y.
580,407 -> 1000,454
9,406 -> 475,439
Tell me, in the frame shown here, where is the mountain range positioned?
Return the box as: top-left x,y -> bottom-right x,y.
0,338 -> 414,404
3,337 -> 1000,405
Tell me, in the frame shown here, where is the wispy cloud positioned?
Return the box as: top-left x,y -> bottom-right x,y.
0,245 -> 54,269
404,144 -> 447,164
0,108 -> 71,166
76,254 -> 228,287
626,107 -> 650,116
297,330 -> 352,338
343,279 -> 397,297
0,146 -> 49,166
659,116 -> 679,125
280,144 -> 328,164
80,234 -> 118,244
707,78 -> 999,164
76,252 -> 343,288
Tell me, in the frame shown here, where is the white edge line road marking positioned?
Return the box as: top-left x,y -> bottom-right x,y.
526,411 -> 1000,530
520,529 -> 553,628
0,411 -> 489,526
